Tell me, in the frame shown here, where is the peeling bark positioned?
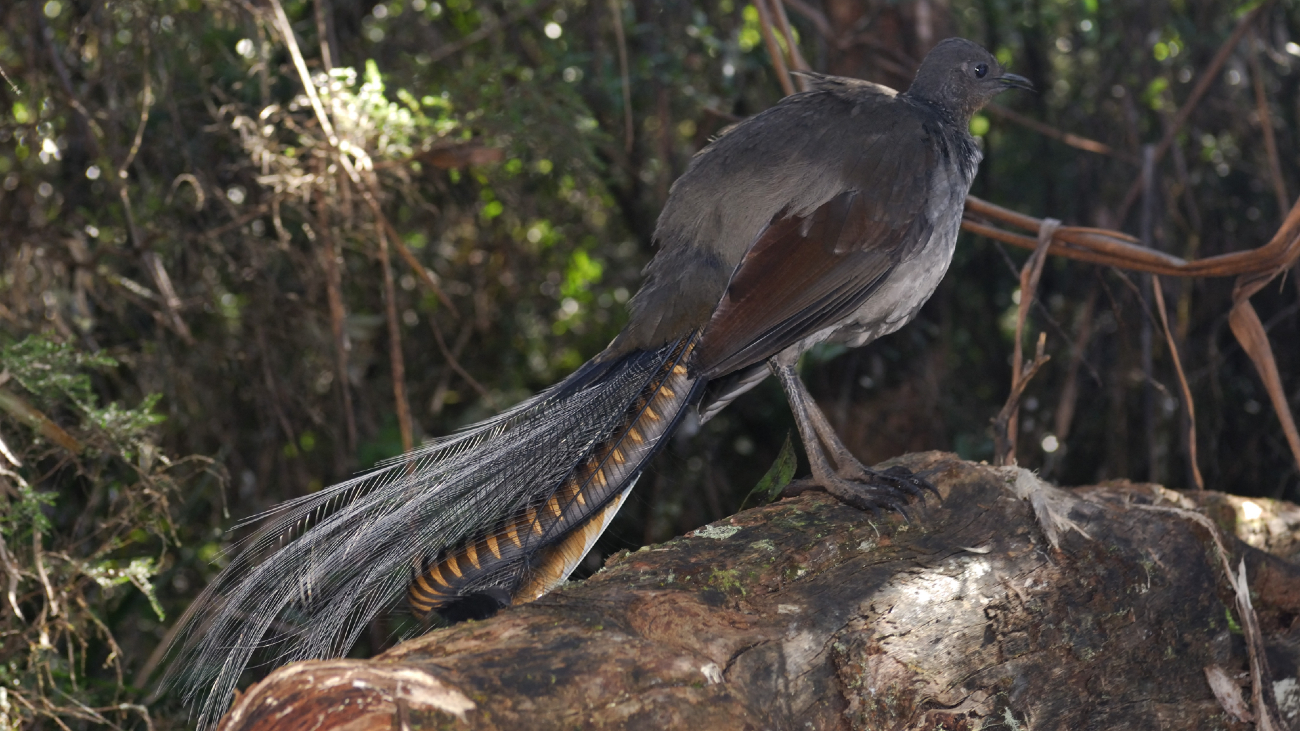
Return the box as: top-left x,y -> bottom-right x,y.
217,452 -> 1300,731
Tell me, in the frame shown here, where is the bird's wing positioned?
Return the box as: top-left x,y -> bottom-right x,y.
694,130 -> 938,378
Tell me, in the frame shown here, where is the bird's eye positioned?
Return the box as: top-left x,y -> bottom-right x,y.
974,63 -> 989,79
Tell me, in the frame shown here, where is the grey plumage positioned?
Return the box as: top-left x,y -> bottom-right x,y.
165,37 -> 1028,728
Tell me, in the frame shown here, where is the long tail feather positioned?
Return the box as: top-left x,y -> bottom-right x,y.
163,332 -> 702,730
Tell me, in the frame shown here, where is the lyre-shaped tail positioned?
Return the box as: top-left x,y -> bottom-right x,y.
164,331 -> 703,730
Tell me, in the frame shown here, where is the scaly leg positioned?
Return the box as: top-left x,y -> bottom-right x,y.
770,356 -> 936,514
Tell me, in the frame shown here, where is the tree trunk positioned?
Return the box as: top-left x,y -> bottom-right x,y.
217,452 -> 1300,731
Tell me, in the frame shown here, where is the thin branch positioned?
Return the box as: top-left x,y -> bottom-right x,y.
0,531 -> 25,621
0,387 -> 83,454
1002,219 -> 1059,465
0,61 -> 19,95
375,209 -> 460,318
312,0 -> 335,73
770,0 -> 811,87
753,0 -> 795,96
1152,276 -> 1204,489
140,248 -> 194,344
0,426 -> 21,467
1247,30 -> 1289,220
608,0 -> 634,153
781,0 -> 831,40
426,0 -> 560,65
377,223 -> 414,452
1048,286 -> 1098,474
961,195 -> 1300,278
994,333 -> 1051,467
116,52 -> 152,179
429,317 -> 496,409
985,103 -> 1139,165
306,206 -> 356,456
33,529 -> 58,618
268,0 -> 336,142
1116,1 -> 1274,223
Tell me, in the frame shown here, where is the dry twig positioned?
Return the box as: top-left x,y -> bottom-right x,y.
994,333 -> 1051,467
753,0 -> 795,97
608,0 -> 634,153
985,103 -> 1139,165
1248,29 -> 1289,219
1152,277 -> 1204,489
999,218 -> 1058,465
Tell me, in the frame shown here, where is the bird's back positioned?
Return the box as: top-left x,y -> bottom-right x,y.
613,75 -> 978,365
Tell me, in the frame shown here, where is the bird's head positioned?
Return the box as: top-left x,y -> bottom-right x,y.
906,38 -> 1033,123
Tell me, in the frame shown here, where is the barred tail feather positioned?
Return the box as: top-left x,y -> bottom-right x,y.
164,332 -> 702,730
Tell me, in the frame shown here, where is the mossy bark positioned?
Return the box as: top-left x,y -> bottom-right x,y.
216,452 -> 1300,731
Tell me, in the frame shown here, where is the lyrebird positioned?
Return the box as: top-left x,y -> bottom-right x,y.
165,37 -> 1029,729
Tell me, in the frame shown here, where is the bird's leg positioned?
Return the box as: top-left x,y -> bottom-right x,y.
770,357 -> 936,513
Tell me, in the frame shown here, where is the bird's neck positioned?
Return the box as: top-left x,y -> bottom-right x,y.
902,92 -> 978,135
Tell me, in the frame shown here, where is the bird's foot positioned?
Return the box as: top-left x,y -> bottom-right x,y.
783,464 -> 939,517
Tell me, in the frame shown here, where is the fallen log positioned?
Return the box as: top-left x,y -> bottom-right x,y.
216,452 -> 1300,731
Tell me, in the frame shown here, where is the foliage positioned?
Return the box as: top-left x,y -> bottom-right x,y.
0,0 -> 1298,727
0,335 -> 217,730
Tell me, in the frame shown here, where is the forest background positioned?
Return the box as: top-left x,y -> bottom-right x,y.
1,0 -> 1299,727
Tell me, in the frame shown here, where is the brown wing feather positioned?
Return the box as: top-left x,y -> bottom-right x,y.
694,132 -> 937,378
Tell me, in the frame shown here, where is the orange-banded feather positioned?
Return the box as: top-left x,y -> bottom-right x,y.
444,553 -> 463,578
407,332 -> 702,621
514,485 -> 633,604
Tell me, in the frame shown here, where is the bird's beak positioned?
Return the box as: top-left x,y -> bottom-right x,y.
998,73 -> 1034,92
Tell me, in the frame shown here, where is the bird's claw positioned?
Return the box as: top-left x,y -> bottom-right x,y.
782,464 -> 939,519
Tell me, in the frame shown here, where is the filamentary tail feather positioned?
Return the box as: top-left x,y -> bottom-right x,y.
162,333 -> 702,730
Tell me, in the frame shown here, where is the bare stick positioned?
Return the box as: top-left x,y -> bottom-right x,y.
308,198 -> 357,455
608,0 -> 634,153
770,0 -> 811,86
428,317 -> 496,409
312,0 -> 335,72
1151,276 -> 1204,489
1051,286 -> 1098,446
378,223 -> 414,453
1003,219 -> 1059,464
985,104 -> 1139,165
781,0 -> 831,40
0,530 -> 25,621
994,333 -> 1051,466
33,529 -> 58,618
754,0 -> 794,96
0,387 -> 82,454
374,202 -> 460,318
0,61 -> 18,95
1247,29 -> 1289,219
116,53 -> 152,179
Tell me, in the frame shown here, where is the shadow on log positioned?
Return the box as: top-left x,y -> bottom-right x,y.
216,452 -> 1300,731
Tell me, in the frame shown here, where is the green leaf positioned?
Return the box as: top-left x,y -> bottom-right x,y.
86,557 -> 165,621
3,335 -> 116,409
741,433 -> 797,510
